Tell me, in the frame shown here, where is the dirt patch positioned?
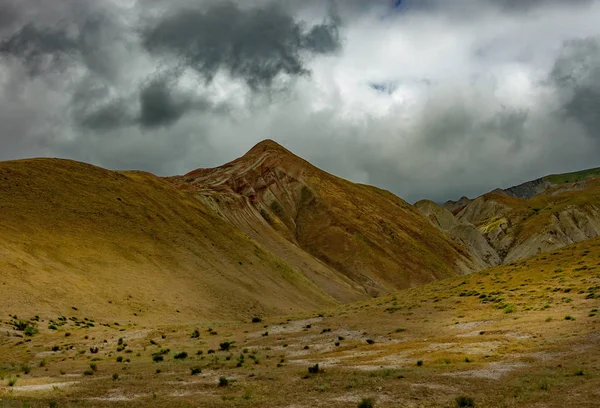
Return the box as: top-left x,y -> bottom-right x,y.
443,361 -> 527,380
450,321 -> 491,330
260,318 -> 323,336
8,381 -> 78,392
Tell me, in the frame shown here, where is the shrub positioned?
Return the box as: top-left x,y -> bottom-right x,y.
191,367 -> 201,375
565,315 -> 575,320
358,398 -> 375,408
503,304 -> 516,314
308,364 -> 320,374
220,342 -> 233,351
219,376 -> 229,387
174,351 -> 188,360
90,363 -> 97,372
7,377 -> 17,387
49,400 -> 58,408
22,364 -> 31,374
575,369 -> 584,376
395,328 -> 406,333
251,317 -> 262,323
417,360 -> 423,367
116,356 -> 123,363
112,373 -> 119,381
455,396 -> 475,407
83,370 -> 94,376
191,329 -> 200,338
366,339 -> 375,345
152,354 -> 164,362
90,347 -> 99,354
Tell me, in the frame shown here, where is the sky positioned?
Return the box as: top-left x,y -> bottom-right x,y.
1,0 -> 600,203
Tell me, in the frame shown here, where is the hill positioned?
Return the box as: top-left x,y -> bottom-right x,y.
429,168 -> 600,265
0,141 -> 484,323
169,140 -> 485,296
0,158 -> 340,322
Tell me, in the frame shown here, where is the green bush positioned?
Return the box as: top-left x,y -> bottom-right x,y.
358,398 -> 375,408
174,351 -> 188,360
503,304 -> 516,314
456,396 -> 475,407
191,367 -> 202,375
219,376 -> 229,387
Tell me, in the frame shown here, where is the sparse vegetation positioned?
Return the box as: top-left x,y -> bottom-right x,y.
456,396 -> 475,407
358,398 -> 375,408
174,351 -> 188,359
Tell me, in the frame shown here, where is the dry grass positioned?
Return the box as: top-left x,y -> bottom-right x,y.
0,158 -> 336,323
1,238 -> 598,407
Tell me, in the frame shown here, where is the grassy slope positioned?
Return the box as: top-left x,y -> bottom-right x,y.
1,236 -> 598,407
0,158 -> 337,323
546,167 -> 600,185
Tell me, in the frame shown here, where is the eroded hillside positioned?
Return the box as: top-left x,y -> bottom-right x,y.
170,140 -> 485,296
428,169 -> 600,266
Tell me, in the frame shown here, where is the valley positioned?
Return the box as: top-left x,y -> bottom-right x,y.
1,141 -> 599,407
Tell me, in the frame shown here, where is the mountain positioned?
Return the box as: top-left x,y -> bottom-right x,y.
169,140 -> 485,296
0,141 -> 483,322
496,167 -> 600,200
0,158 -> 338,323
427,168 -> 600,265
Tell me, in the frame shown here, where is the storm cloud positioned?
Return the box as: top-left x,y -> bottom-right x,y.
1,0 -> 600,203
141,2 -> 340,88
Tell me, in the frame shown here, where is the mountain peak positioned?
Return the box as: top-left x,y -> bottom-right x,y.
246,139 -> 291,156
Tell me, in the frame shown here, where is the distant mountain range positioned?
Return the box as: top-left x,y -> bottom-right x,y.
417,167 -> 600,267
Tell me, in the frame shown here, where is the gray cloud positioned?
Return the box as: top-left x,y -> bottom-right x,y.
1,0 -> 600,205
0,24 -> 79,76
141,2 -> 340,89
550,38 -> 600,139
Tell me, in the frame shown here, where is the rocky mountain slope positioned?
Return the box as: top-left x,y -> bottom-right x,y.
426,168 -> 600,266
169,140 -> 485,297
0,141 -> 484,321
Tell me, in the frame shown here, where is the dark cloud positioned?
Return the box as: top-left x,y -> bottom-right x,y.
0,24 -> 79,75
142,2 -> 340,89
1,0 -> 600,205
139,77 -> 195,129
550,37 -> 600,139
